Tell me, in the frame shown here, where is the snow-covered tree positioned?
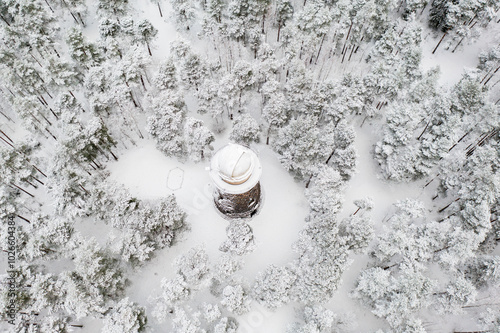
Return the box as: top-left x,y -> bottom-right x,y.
147,91 -> 186,158
171,307 -> 203,333
135,19 -> 158,56
212,316 -> 238,333
286,306 -> 354,333
174,246 -> 211,286
183,117 -> 215,162
153,275 -> 191,322
170,0 -> 196,30
102,298 -> 147,333
272,115 -> 333,183
219,219 -> 256,256
352,265 -> 435,329
229,113 -> 260,146
434,276 -> 477,315
221,284 -> 251,315
253,264 -> 296,310
154,59 -> 178,90
305,166 -> 344,216
66,28 -> 103,68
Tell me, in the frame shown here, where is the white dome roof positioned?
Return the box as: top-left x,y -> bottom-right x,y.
209,143 -> 262,194
218,144 -> 254,185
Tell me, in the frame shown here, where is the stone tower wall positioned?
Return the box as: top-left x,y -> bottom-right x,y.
214,182 -> 261,218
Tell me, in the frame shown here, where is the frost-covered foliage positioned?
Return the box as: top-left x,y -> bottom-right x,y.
147,91 -> 214,162
229,113 -> 260,146
102,298 -> 147,333
153,246 -> 212,322
92,188 -> 187,264
61,238 -> 127,318
272,115 -> 334,182
376,69 -> 499,183
353,266 -> 435,329
152,247 -> 247,330
146,91 -> 187,157
292,166 -> 374,304
221,284 -> 251,315
1,0 -> 499,330
219,219 -> 256,256
253,264 -> 296,310
175,246 -> 211,286
287,306 -> 355,333
183,116 -> 215,161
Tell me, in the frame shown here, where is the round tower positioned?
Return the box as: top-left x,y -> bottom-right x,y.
209,143 -> 262,218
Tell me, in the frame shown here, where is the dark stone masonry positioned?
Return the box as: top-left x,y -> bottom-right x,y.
214,182 -> 261,218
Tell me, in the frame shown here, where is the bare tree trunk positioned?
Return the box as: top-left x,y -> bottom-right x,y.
348,43 -> 356,61
43,0 -> 54,12
0,129 -> 13,143
10,184 -> 34,197
417,114 -> 434,140
0,136 -> 14,148
32,165 -> 47,177
305,174 -> 313,188
438,198 -> 460,213
448,130 -> 471,152
0,109 -> 13,122
452,36 -> 465,53
314,34 -> 326,65
157,2 -> 163,17
432,32 -> 447,54
16,215 -> 31,224
341,22 -> 353,55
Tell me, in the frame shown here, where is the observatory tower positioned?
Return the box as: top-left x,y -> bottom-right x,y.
209,143 -> 262,218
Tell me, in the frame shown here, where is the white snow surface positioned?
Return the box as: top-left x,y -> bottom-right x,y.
107,138 -> 308,332
1,0 -> 499,331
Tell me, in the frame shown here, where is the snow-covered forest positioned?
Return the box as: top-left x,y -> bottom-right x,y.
0,0 -> 499,331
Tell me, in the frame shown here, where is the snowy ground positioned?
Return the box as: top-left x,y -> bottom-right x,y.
1,0 -> 499,331
77,4 -> 500,332
104,137 -> 308,332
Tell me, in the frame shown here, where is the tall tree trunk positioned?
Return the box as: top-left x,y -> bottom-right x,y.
32,165 -> 47,177
43,0 -> 54,12
341,22 -> 353,55
452,36 -> 465,53
0,136 -> 14,148
16,215 -> 31,224
0,129 -> 13,143
10,184 -> 34,197
314,34 -> 326,65
432,32 -> 447,54
157,2 -> 163,17
305,174 -> 313,188
0,109 -> 13,122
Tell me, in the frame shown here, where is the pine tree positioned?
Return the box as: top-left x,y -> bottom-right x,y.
135,19 -> 158,56
219,219 -> 256,256
183,117 -> 215,162
253,265 -> 296,309
102,298 -> 147,333
221,284 -> 251,315
229,113 -> 260,146
272,115 -> 333,182
146,91 -> 186,158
